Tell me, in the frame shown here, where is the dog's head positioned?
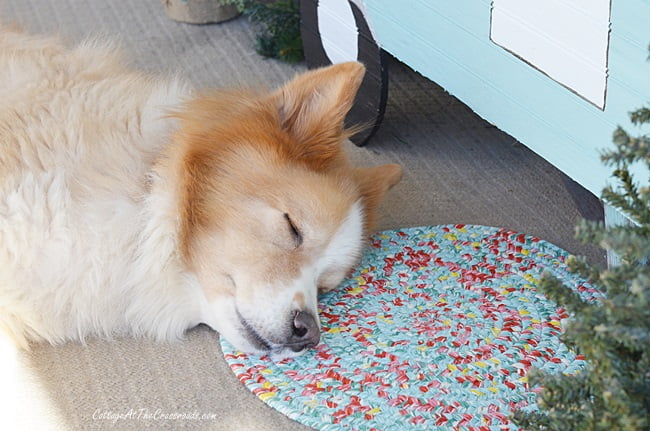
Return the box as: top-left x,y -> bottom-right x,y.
170,62 -> 401,358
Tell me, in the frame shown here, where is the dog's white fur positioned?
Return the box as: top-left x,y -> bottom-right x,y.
0,30 -> 201,346
0,29 -> 401,358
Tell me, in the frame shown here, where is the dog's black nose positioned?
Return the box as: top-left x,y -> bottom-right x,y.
288,311 -> 320,351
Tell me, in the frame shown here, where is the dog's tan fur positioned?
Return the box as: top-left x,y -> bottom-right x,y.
0,28 -> 401,358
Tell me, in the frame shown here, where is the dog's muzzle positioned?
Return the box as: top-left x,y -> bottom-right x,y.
236,309 -> 321,354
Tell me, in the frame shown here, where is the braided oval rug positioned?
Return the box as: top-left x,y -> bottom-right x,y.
220,225 -> 601,430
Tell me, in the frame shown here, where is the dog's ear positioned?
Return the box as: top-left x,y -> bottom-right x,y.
355,163 -> 403,232
273,62 -> 365,169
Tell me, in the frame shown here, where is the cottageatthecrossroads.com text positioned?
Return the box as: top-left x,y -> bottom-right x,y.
93,408 -> 218,424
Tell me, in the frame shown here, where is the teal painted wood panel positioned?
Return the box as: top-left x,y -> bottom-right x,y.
364,0 -> 650,197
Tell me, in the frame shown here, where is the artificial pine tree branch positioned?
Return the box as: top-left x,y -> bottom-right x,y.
630,107 -> 650,125
512,49 -> 650,431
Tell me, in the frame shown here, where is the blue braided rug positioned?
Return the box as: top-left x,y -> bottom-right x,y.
220,225 -> 601,430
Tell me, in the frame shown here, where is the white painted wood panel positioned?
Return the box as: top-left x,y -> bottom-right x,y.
491,0 -> 611,108
318,0 -> 359,64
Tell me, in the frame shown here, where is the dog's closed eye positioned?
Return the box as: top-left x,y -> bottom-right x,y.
284,213 -> 302,248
